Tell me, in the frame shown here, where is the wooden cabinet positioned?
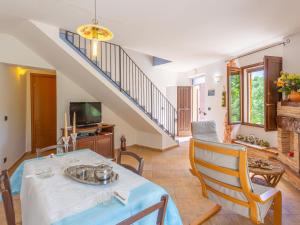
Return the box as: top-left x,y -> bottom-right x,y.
95,133 -> 113,157
62,124 -> 115,158
77,136 -> 95,150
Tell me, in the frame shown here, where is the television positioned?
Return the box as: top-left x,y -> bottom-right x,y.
70,102 -> 102,127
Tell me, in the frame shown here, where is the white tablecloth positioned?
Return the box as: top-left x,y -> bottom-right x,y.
20,150 -> 147,225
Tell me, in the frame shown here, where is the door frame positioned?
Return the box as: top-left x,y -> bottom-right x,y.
30,73 -> 57,153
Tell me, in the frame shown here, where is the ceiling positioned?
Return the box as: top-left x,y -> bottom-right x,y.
1,0 -> 300,72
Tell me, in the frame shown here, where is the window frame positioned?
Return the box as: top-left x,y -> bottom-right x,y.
227,66 -> 243,125
241,62 -> 265,128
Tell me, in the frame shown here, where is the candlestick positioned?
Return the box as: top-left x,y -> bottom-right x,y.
64,112 -> 68,138
71,133 -> 77,151
73,112 -> 76,134
62,136 -> 70,153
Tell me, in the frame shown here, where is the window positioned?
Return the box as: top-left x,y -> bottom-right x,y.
245,66 -> 264,126
227,56 -> 282,131
227,67 -> 241,124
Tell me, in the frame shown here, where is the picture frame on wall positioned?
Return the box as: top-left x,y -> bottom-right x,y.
208,89 -> 215,96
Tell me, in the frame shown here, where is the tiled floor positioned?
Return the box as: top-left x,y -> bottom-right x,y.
125,142 -> 300,225
1,142 -> 300,225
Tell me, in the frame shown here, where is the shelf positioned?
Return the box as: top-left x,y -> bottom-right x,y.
280,101 -> 300,107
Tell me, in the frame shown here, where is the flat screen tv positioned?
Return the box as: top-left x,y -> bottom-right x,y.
70,102 -> 102,127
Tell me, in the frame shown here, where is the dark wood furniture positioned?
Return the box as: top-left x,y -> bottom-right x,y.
0,170 -> 16,225
177,86 -> 192,136
116,195 -> 168,225
62,123 -> 115,158
117,151 -> 144,175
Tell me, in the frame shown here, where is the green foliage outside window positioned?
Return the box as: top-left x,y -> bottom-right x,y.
229,73 -> 241,123
249,71 -> 264,125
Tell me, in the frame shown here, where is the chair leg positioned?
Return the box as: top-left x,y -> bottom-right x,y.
273,192 -> 282,225
190,204 -> 221,225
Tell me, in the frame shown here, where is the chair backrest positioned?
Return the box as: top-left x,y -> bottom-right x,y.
116,195 -> 168,225
191,121 -> 220,142
117,151 -> 144,175
189,138 -> 256,220
36,144 -> 65,157
0,170 -> 16,225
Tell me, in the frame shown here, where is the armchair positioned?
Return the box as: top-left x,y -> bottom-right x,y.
189,139 -> 282,225
191,121 -> 220,142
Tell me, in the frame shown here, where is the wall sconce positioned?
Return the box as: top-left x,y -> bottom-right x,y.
214,74 -> 222,83
15,67 -> 27,76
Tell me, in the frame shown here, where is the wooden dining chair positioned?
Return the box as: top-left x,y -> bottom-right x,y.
116,195 -> 168,225
0,170 -> 16,225
36,144 -> 65,157
117,151 -> 144,175
189,139 -> 282,225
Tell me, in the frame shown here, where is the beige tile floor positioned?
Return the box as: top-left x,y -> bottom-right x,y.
1,142 -> 300,225
125,142 -> 300,225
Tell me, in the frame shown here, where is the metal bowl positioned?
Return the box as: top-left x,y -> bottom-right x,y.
94,164 -> 113,181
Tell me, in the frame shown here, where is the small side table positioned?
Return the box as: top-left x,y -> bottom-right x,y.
248,158 -> 285,187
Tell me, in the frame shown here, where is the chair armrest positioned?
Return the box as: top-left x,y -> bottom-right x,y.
251,188 -> 281,203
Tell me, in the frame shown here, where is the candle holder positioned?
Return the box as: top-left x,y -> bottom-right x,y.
62,136 -> 70,153
70,133 -> 77,151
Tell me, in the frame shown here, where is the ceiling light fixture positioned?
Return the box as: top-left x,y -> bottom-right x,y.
76,0 -> 113,57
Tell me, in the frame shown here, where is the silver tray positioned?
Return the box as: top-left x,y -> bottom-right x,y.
64,165 -> 119,185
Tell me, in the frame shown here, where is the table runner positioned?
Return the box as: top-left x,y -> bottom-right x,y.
10,149 -> 183,225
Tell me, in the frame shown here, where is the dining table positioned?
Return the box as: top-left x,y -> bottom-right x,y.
10,149 -> 183,225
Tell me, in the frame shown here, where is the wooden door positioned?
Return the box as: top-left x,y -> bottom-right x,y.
264,56 -> 282,131
31,74 -> 56,152
95,133 -> 113,158
177,86 -> 192,136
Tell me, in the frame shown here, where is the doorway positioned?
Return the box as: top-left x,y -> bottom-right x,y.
31,73 -> 57,152
177,86 -> 192,136
192,76 -> 207,122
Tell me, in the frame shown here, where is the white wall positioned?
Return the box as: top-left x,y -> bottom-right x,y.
283,32 -> 300,73
0,64 -> 27,169
0,34 -> 53,69
182,45 -> 284,147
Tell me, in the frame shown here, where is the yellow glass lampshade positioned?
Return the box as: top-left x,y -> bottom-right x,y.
76,23 -> 113,42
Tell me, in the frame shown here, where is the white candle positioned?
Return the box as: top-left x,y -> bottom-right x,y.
64,112 -> 68,138
73,112 -> 76,134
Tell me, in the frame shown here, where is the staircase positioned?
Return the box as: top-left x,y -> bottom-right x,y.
60,30 -> 176,138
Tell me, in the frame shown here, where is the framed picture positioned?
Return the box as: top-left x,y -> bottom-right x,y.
208,89 -> 215,96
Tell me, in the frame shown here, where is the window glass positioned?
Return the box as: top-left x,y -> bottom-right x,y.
247,68 -> 264,125
228,70 -> 241,123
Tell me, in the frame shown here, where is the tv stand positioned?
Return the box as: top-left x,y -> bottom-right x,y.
61,123 -> 115,158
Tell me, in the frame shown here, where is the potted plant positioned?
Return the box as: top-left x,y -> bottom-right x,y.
277,72 -> 300,102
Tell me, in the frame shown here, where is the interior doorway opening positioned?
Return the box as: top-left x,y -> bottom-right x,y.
192,75 -> 207,122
